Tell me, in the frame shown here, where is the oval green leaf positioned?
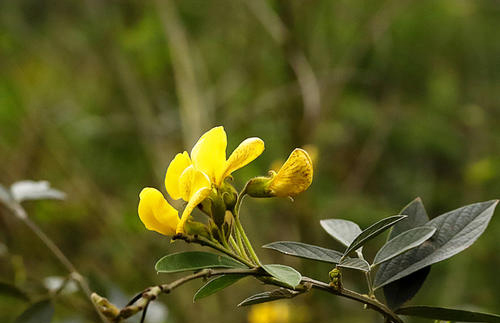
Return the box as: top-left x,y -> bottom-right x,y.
374,200 -> 498,289
262,264 -> 301,289
263,241 -> 343,264
155,251 -> 248,273
238,288 -> 300,307
396,306 -> 500,322
337,257 -> 370,272
15,299 -> 54,323
193,274 -> 245,301
320,219 -> 362,247
381,197 -> 431,309
372,226 -> 436,267
342,215 -> 407,258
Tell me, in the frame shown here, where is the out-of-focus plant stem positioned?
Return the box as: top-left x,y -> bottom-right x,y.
8,203 -> 108,323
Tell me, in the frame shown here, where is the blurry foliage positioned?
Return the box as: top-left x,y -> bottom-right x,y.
0,0 -> 499,322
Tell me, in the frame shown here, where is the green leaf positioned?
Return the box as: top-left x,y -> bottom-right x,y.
396,306 -> 500,322
342,215 -> 407,258
383,266 -> 431,310
193,274 -> 245,301
374,200 -> 498,289
15,299 -> 54,323
262,264 -> 301,288
373,226 -> 436,267
320,219 -> 362,247
238,288 -> 300,307
0,282 -> 30,301
10,180 -> 66,203
380,197 -> 431,309
389,197 -> 429,240
337,257 -> 370,272
155,251 -> 247,273
263,241 -> 343,263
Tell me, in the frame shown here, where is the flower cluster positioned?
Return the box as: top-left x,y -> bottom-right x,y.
137,126 -> 313,245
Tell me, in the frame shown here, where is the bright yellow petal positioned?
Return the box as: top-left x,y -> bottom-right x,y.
221,137 -> 265,185
269,148 -> 313,197
176,187 -> 212,234
179,165 -> 211,201
138,188 -> 179,236
165,151 -> 191,200
190,126 -> 227,184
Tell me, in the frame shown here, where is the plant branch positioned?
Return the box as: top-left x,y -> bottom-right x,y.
100,269 -> 403,323
8,203 -> 108,323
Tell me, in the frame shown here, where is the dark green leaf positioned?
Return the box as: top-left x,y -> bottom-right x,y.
263,241 -> 343,263
374,200 -> 498,289
193,275 -> 245,301
262,264 -> 301,288
155,251 -> 247,273
342,215 -> 406,258
337,257 -> 370,272
383,266 -> 431,310
396,306 -> 500,322
373,226 -> 436,267
389,197 -> 429,240
238,288 -> 300,307
320,219 -> 362,247
0,282 -> 30,301
380,198 -> 431,309
15,299 -> 54,323
10,180 -> 66,203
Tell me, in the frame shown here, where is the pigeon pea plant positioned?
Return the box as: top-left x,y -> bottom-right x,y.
1,126 -> 499,323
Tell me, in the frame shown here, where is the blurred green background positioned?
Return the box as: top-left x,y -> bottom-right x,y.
1,0 -> 499,322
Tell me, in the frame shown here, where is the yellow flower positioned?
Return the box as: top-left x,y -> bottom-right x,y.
246,148 -> 313,198
158,126 -> 264,234
269,148 -> 313,197
248,302 -> 290,323
138,188 -> 179,236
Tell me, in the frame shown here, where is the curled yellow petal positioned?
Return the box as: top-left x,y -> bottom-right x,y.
220,137 -> 265,185
165,151 -> 191,200
268,148 -> 313,197
191,126 -> 227,183
176,187 -> 212,234
138,188 -> 179,236
179,165 -> 211,201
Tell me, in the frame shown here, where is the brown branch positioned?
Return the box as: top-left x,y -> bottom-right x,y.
95,268 -> 403,323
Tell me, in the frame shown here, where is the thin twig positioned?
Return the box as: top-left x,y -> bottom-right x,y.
8,203 -> 108,323
109,268 -> 403,323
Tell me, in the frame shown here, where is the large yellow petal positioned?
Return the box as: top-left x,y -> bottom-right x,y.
269,148 -> 313,197
179,165 -> 211,201
165,151 -> 191,200
176,187 -> 212,234
220,137 -> 265,185
138,188 -> 179,236
190,126 -> 227,183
